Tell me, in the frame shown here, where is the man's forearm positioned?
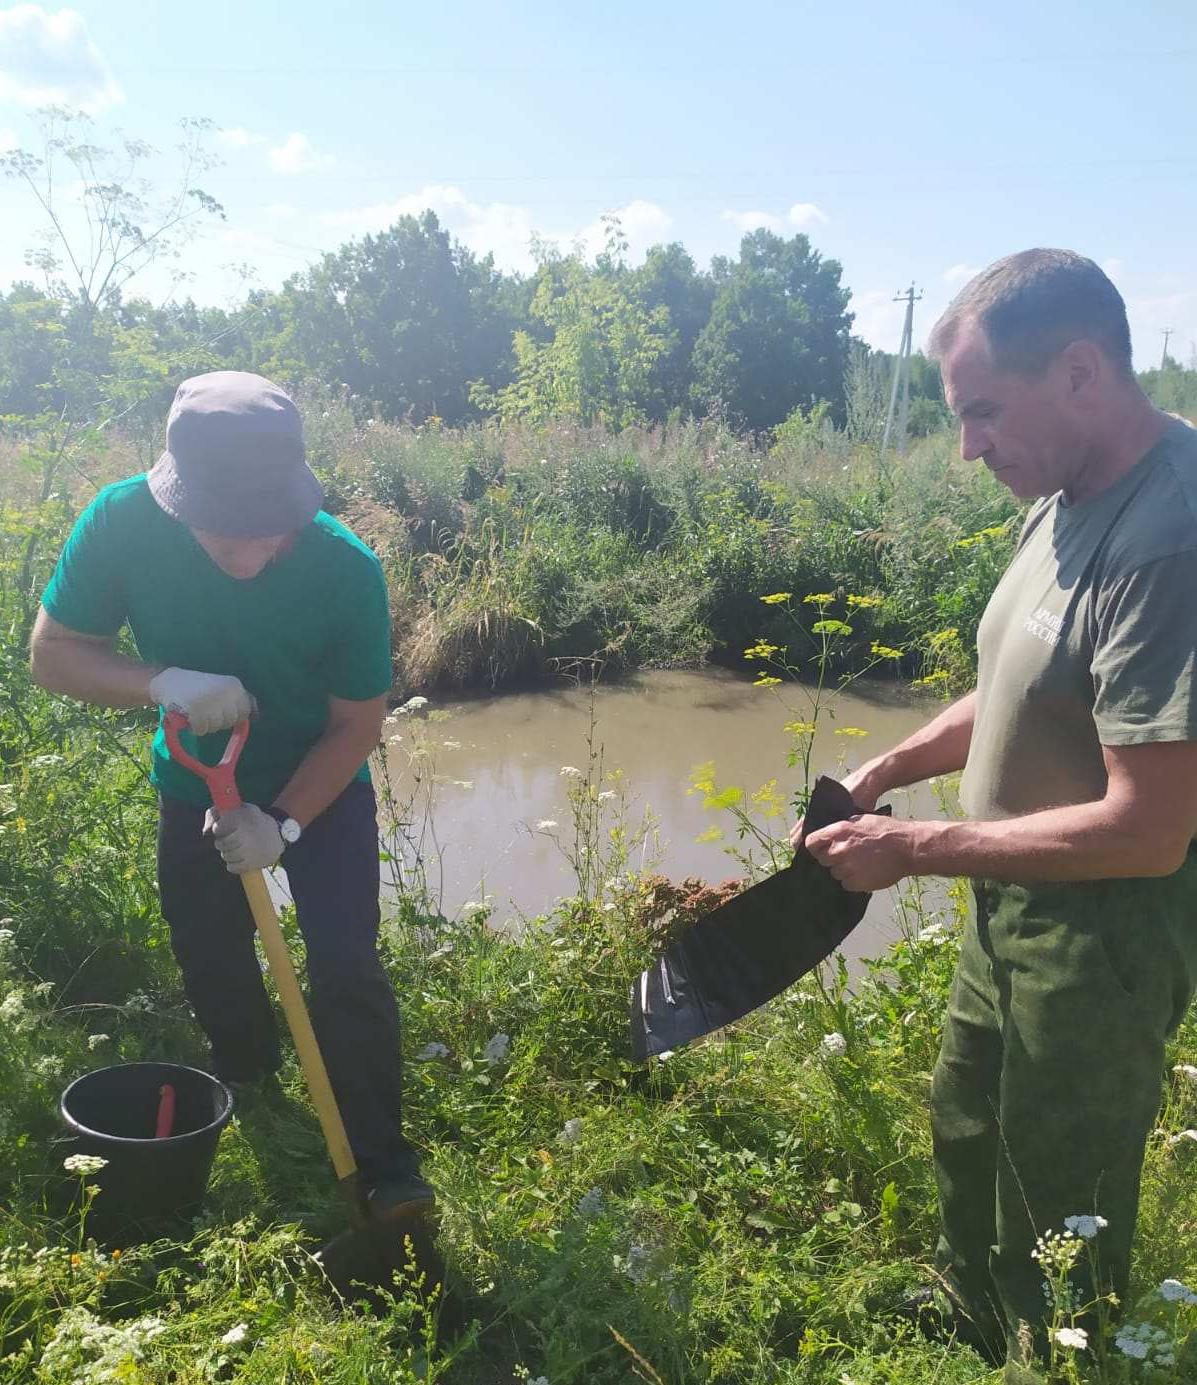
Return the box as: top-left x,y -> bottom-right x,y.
907,797 -> 1188,882
272,722 -> 381,829
857,691 -> 976,800
30,633 -> 159,708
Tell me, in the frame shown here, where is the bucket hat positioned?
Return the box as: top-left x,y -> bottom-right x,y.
147,371 -> 323,537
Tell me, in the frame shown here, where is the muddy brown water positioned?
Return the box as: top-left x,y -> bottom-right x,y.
378,668 -> 948,964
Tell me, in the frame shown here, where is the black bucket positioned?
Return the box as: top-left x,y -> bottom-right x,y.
59,1062 -> 233,1240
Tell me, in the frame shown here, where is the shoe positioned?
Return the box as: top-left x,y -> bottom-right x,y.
365,1160 -> 436,1219
891,1285 -> 1005,1365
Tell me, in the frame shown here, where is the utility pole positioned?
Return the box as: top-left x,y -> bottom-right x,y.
1161,329 -> 1174,370
881,284 -> 923,454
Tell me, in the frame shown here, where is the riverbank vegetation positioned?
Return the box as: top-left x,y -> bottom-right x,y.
4,474 -> 1197,1383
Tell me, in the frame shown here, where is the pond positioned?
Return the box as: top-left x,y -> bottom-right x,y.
379,668 -> 948,963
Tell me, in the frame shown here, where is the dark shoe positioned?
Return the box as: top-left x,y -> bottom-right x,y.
365,1160 -> 435,1219
892,1285 -> 1004,1365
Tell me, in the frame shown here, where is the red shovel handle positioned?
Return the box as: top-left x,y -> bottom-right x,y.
163,711 -> 249,813
155,1083 -> 176,1139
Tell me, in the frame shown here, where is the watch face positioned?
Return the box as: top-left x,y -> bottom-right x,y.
280,818 -> 301,844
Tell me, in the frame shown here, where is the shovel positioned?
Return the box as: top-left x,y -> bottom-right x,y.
629,774 -> 892,1059
163,711 -> 442,1305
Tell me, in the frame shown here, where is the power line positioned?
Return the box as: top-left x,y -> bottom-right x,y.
881,285 -> 923,456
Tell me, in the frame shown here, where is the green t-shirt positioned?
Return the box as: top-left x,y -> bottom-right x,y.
41,476 -> 392,808
961,419 -> 1197,821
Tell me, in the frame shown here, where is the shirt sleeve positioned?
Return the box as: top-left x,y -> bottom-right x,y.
1091,549 -> 1197,745
325,547 -> 393,701
40,489 -> 128,636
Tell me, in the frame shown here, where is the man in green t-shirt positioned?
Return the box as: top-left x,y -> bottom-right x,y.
31,370 -> 433,1217
796,251 -> 1197,1366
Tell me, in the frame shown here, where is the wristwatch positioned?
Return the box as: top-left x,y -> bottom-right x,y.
264,805 -> 302,848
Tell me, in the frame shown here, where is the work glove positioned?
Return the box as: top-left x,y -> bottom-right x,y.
205,804 -> 284,874
149,667 -> 256,736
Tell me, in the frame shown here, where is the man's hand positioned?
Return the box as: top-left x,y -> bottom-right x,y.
205,804 -> 284,874
803,815 -> 919,892
149,667 -> 257,735
787,764 -> 885,849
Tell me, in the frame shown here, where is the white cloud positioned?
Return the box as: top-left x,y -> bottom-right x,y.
267,132 -> 332,175
722,209 -> 783,234
323,186 -> 670,273
788,202 -> 829,229
0,127 -> 16,151
0,5 -> 122,112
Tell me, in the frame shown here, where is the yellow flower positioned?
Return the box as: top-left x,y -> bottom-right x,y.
753,675 -> 783,688
846,594 -> 883,609
759,592 -> 792,605
743,641 -> 781,660
802,592 -> 835,605
695,826 -> 724,844
870,642 -> 904,660
783,720 -> 817,736
915,670 -> 951,686
835,727 -> 869,738
812,619 -> 853,636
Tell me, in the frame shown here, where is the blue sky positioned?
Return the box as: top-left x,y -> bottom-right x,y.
1,0 -> 1195,363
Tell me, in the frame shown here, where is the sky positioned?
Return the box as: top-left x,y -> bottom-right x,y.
1,0 -> 1196,365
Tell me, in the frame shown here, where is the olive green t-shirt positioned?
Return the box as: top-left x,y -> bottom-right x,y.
41,476 -> 392,809
960,420 -> 1197,821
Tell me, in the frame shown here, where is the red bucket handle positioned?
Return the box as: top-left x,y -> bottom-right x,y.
162,711 -> 249,813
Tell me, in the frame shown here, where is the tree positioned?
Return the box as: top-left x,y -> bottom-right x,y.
631,242 -> 715,420
691,230 -> 852,432
477,232 -> 672,429
255,211 -> 517,424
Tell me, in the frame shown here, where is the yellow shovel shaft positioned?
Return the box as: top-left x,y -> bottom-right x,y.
239,869 -> 358,1183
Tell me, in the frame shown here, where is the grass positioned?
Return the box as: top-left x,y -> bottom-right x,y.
1,422 -> 1195,1382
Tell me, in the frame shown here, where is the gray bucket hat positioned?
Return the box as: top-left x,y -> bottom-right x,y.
147,371 -> 324,537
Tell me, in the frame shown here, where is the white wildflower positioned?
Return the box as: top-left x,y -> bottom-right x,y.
34,1056 -> 62,1079
1052,1326 -> 1088,1350
576,1186 -> 604,1218
441,739 -> 461,750
0,991 -> 24,1023
656,1049 -> 674,1061
386,734 -> 404,744
401,695 -> 429,712
621,1242 -> 652,1284
125,990 -> 154,1013
559,766 -> 582,778
63,1153 -> 108,1176
1063,1214 -> 1108,1240
483,1032 -> 510,1064
557,1118 -> 582,1147
0,927 -> 13,948
1159,1277 -> 1197,1304
1173,1063 -> 1197,1084
415,1042 -> 450,1061
32,981 -> 53,998
820,1031 -> 847,1058
87,1034 -> 110,1051
597,790 -> 616,802
454,779 -> 474,790
1158,1351 -> 1177,1367
221,1322 -> 249,1346
1114,1328 -> 1149,1359
1167,1129 -> 1197,1146
530,1378 -> 549,1385
535,819 -> 559,831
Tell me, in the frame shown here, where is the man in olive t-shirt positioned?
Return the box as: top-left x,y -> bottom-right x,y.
794,252 -> 1197,1367
31,371 -> 433,1218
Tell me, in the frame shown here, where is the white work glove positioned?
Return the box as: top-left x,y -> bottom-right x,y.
205,804 -> 284,875
149,667 -> 256,736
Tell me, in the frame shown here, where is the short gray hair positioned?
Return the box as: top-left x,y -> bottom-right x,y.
928,249 -> 1133,377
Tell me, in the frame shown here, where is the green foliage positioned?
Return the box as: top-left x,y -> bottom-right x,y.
691,230 -> 853,432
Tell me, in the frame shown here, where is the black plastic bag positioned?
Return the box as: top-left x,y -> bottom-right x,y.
629,775 -> 891,1060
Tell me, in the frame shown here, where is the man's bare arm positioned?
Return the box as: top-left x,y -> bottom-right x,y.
807,739 -> 1197,889
29,607 -> 159,707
